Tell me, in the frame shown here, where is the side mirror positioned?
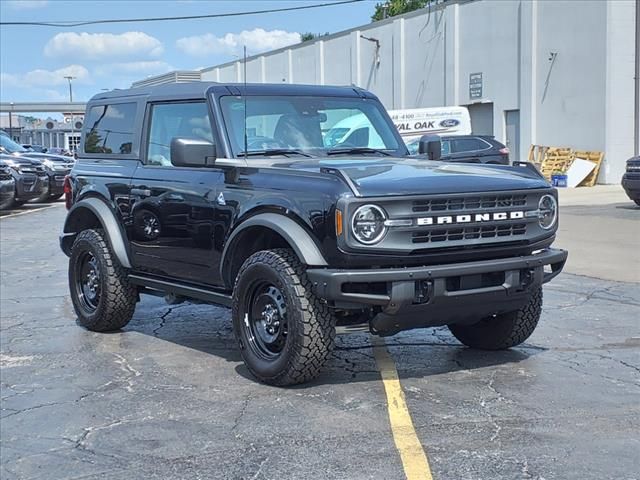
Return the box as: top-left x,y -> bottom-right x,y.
170,138 -> 216,167
418,135 -> 441,160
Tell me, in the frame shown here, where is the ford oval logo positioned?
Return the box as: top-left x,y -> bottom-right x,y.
439,119 -> 460,128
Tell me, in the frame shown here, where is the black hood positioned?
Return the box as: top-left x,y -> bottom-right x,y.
19,152 -> 74,163
283,158 -> 550,196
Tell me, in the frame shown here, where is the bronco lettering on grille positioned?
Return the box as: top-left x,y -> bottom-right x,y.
417,211 -> 525,226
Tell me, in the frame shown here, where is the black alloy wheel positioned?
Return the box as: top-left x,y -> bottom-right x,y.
244,283 -> 289,360
75,251 -> 101,314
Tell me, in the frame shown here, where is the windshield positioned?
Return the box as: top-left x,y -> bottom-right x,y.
219,95 -> 404,157
0,135 -> 27,154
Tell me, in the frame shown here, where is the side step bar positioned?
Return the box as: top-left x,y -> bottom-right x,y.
128,274 -> 232,307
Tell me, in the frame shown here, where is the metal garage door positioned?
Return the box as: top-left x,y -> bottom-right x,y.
466,102 -> 494,136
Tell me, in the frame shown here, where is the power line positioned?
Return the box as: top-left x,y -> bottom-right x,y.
0,0 -> 364,27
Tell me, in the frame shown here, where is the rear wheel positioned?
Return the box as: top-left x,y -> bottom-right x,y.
69,229 -> 137,332
232,249 -> 335,386
448,287 -> 542,350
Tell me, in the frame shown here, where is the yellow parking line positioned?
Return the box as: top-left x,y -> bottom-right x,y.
373,336 -> 433,480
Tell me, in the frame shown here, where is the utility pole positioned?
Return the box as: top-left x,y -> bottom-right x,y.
64,75 -> 77,152
64,75 -> 75,102
8,103 -> 13,140
634,0 -> 639,156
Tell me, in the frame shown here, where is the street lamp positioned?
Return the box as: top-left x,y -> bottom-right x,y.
8,102 -> 14,141
64,75 -> 76,102
64,75 -> 77,152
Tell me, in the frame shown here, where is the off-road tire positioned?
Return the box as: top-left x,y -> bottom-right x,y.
69,228 -> 137,332
448,287 -> 542,350
232,248 -> 335,386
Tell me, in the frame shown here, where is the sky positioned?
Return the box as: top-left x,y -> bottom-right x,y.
0,0 -> 374,105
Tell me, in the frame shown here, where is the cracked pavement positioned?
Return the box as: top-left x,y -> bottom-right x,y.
1,203 -> 639,479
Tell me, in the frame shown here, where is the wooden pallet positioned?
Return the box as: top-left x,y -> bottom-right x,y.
573,150 -> 604,187
529,144 -> 604,185
539,148 -> 575,181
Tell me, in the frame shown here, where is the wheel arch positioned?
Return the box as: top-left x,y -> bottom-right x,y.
220,212 -> 328,288
60,197 -> 132,268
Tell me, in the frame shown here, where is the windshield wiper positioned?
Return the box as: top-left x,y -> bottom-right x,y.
326,147 -> 391,156
237,149 -> 312,158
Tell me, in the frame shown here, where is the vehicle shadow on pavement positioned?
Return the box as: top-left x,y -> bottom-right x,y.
126,297 -> 542,387
294,336 -> 541,388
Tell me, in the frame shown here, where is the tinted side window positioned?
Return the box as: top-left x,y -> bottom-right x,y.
84,103 -> 137,154
451,138 -> 487,153
146,102 -> 212,167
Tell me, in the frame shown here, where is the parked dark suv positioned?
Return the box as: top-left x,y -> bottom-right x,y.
621,156 -> 640,206
407,135 -> 510,164
0,134 -> 74,202
0,154 -> 48,207
61,83 -> 567,386
0,160 -> 16,210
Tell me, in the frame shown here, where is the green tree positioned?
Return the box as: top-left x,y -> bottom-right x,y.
300,32 -> 330,43
371,0 -> 430,22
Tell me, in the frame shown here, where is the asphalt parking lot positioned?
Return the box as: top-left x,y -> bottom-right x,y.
1,190 -> 639,480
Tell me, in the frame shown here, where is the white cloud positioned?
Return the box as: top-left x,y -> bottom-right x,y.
94,60 -> 173,76
5,0 -> 48,9
176,28 -> 301,57
43,89 -> 68,101
1,65 -> 91,89
44,32 -> 164,61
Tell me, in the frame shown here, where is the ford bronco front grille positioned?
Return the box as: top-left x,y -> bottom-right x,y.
339,189 -> 555,254
412,223 -> 528,244
412,194 -> 527,213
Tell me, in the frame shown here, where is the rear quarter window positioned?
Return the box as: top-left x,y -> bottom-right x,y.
84,103 -> 137,154
451,137 -> 489,153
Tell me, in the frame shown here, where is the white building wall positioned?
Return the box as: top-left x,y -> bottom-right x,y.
605,0 -> 637,183
534,1 -> 607,154
199,0 -> 637,183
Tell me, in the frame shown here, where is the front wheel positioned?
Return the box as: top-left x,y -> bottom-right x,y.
448,288 -> 542,350
232,249 -> 335,386
69,229 -> 137,332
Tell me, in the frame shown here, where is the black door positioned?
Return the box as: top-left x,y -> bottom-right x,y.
130,101 -> 224,286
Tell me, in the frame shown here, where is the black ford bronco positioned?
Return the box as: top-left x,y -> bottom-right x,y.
61,83 -> 567,386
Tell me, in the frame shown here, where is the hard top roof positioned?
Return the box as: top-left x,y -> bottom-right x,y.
88,82 -> 377,103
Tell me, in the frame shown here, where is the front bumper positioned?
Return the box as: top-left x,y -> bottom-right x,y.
14,173 -> 48,201
307,248 -> 567,333
47,172 -> 68,196
0,179 -> 15,203
621,174 -> 640,201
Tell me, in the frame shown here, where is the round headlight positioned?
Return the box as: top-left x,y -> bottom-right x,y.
538,194 -> 558,230
351,204 -> 387,244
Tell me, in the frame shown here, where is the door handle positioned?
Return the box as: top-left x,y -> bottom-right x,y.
131,188 -> 151,197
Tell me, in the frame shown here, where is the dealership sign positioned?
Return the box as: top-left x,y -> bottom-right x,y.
388,106 -> 472,141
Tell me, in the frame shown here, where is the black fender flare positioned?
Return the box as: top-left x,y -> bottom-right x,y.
220,213 -> 328,279
60,197 -> 132,268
